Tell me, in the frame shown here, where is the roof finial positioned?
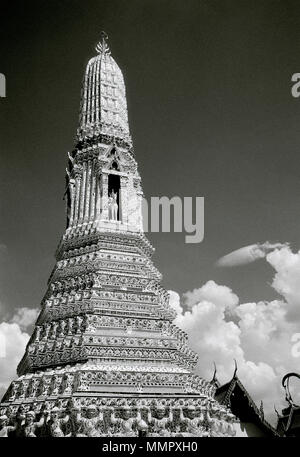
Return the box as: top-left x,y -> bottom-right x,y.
212,361 -> 217,380
259,400 -> 264,418
95,31 -> 110,55
233,359 -> 238,378
210,361 -> 220,388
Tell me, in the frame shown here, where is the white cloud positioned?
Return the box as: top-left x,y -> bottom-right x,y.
0,322 -> 30,392
216,242 -> 288,267
267,247 -> 300,320
171,246 -> 300,425
183,280 -> 239,311
10,307 -> 38,330
168,290 -> 183,315
0,307 -> 38,400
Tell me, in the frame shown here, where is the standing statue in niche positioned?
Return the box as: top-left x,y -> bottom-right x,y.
108,190 -> 118,221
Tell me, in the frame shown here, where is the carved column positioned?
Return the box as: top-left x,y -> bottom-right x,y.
74,173 -> 82,225
120,175 -> 129,224
89,159 -> 96,221
95,58 -> 100,124
69,178 -> 75,226
101,173 -> 109,220
84,159 -> 92,222
79,161 -> 87,223
95,172 -> 101,220
136,187 -> 144,231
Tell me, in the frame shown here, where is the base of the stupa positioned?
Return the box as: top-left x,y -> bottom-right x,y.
0,389 -> 238,437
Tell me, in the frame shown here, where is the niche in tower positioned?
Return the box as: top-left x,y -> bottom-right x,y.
108,173 -> 121,221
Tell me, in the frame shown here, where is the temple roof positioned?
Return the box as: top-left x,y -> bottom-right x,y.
77,32 -> 131,145
215,373 -> 278,436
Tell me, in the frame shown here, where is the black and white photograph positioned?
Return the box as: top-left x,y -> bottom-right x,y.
1,0 -> 300,444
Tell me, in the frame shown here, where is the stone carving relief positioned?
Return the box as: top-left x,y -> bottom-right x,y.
0,396 -> 236,437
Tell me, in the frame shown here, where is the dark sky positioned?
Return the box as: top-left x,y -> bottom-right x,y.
1,0 -> 300,317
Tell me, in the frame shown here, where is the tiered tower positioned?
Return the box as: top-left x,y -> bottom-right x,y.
0,34 -> 236,437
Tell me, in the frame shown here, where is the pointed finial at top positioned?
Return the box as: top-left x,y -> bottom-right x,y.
212,361 -> 217,380
95,31 -> 110,55
233,359 -> 238,378
210,362 -> 220,388
259,400 -> 264,418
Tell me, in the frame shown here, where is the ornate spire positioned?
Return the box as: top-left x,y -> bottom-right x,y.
0,35 -> 240,439
95,31 -> 110,55
77,33 -> 131,145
